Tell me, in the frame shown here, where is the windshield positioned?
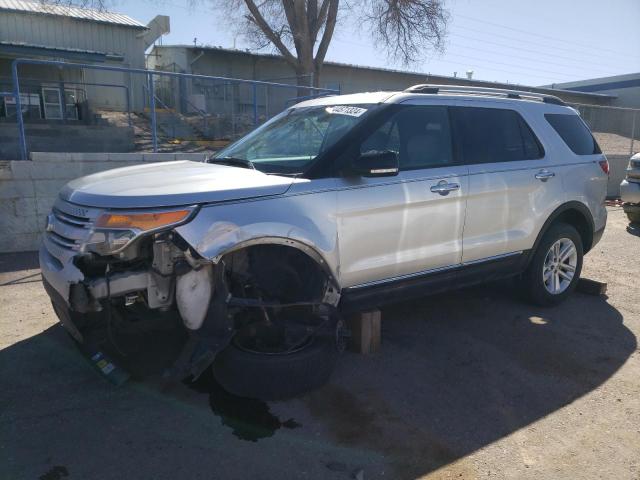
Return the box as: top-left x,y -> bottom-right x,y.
214,104 -> 374,174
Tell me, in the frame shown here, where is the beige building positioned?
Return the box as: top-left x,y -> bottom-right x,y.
0,0 -> 168,118
147,44 -> 616,120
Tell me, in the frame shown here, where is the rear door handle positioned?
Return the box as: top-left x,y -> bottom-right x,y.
430,181 -> 460,196
535,169 -> 555,182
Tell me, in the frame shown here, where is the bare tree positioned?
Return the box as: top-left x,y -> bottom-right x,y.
220,0 -> 449,88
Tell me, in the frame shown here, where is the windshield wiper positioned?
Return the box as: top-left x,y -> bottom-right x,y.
207,156 -> 256,170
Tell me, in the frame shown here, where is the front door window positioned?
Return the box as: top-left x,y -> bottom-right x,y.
360,105 -> 454,170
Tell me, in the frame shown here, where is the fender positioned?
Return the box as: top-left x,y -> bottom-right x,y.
173,197 -> 341,287
529,201 -> 596,263
210,234 -> 339,286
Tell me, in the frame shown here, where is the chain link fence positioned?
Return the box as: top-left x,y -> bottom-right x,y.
570,103 -> 639,157
149,71 -> 328,148
5,59 -> 338,159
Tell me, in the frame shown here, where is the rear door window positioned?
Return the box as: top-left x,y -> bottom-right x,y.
451,107 -> 544,164
545,113 -> 601,155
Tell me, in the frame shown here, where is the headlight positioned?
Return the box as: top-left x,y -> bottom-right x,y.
86,207 -> 196,255
95,210 -> 192,230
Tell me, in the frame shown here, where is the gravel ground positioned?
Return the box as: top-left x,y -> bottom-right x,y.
1,206 -> 639,480
592,132 -> 637,156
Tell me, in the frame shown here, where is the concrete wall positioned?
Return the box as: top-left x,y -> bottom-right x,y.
0,123 -> 134,159
0,152 -> 210,253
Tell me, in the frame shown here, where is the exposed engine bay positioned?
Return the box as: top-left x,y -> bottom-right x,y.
60,229 -> 342,381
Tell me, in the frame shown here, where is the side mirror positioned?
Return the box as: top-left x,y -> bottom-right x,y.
350,150 -> 399,177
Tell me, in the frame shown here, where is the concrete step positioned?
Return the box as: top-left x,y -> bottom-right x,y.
144,111 -> 205,141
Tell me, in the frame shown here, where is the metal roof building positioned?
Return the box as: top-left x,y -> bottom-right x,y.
0,0 -> 151,65
549,73 -> 640,109
0,0 -> 168,116
0,0 -> 146,27
149,45 -> 617,111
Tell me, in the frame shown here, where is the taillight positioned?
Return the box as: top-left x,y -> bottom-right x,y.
599,159 -> 610,175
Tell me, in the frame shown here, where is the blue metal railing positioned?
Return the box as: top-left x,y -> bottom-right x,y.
10,58 -> 340,159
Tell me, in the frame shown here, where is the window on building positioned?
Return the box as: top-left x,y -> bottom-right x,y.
4,93 -> 41,119
64,90 -> 79,120
42,88 -> 63,120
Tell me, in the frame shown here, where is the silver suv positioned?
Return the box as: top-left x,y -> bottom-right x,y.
40,85 -> 608,399
621,152 -> 640,223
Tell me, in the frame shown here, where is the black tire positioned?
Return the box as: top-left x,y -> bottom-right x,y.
523,223 -> 583,307
212,336 -> 338,400
625,210 -> 640,224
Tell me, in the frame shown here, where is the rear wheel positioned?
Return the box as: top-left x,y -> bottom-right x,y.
523,223 -> 583,306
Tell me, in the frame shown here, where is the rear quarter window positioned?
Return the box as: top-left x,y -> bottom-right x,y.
545,113 -> 601,155
450,107 -> 544,164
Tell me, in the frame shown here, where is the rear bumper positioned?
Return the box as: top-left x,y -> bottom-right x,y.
620,179 -> 640,204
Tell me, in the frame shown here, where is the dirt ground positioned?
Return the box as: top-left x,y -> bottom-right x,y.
1,206 -> 639,480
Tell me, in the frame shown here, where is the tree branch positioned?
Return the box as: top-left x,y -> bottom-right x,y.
243,0 -> 298,66
313,0 -> 331,39
314,0 -> 338,69
307,0 -> 318,36
362,0 -> 449,65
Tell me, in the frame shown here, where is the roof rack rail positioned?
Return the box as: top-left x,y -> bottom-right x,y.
404,84 -> 566,106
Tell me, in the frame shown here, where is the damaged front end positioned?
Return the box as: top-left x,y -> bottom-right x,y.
41,198 -> 342,383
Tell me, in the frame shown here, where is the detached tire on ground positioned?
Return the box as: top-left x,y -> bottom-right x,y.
523,222 -> 584,307
212,336 -> 338,400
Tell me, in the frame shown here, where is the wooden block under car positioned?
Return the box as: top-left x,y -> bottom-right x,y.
577,278 -> 607,296
348,310 -> 381,354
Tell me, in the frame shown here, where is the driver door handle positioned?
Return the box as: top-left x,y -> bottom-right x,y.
535,169 -> 555,182
430,181 -> 460,196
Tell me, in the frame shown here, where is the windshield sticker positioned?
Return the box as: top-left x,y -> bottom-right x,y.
325,106 -> 367,117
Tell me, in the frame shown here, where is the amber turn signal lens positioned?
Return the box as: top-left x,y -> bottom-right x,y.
95,210 -> 191,231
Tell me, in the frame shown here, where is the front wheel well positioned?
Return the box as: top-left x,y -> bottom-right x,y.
221,244 -> 334,304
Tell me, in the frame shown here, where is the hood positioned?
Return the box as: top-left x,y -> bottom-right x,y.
61,161 -> 295,209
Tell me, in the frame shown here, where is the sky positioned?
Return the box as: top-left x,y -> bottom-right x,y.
112,0 -> 640,88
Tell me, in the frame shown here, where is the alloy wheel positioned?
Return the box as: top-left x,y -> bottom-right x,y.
542,237 -> 578,295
